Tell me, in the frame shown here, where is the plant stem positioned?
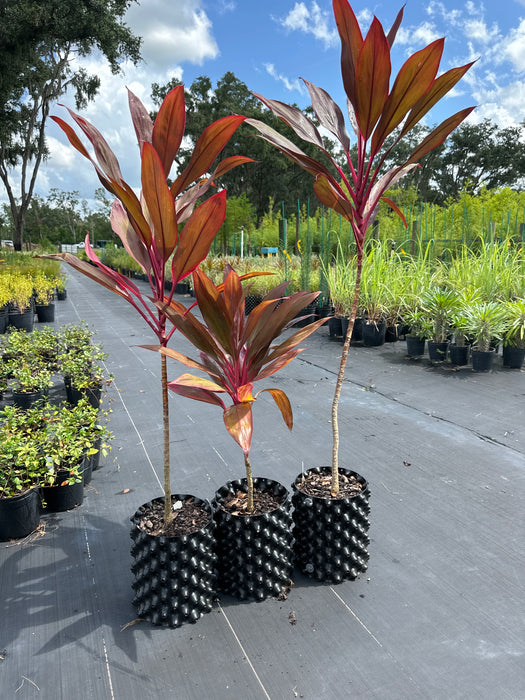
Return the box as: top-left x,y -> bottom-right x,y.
245,453 -> 254,513
331,259 -> 362,497
161,352 -> 173,526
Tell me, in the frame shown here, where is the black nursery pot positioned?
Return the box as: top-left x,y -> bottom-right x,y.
130,495 -> 216,628
213,477 -> 293,601
362,320 -> 386,347
291,467 -> 370,584
502,345 -> 525,369
35,303 -> 55,323
8,306 -> 34,332
12,389 -> 47,410
0,488 -> 41,541
427,340 -> 449,363
328,316 -> 343,337
406,335 -> 426,357
449,344 -> 469,366
41,468 -> 84,512
471,348 -> 496,372
64,378 -> 102,408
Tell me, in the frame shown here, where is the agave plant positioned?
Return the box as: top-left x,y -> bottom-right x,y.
465,301 -> 508,353
148,266 -> 326,513
247,0 -> 474,495
44,86 -> 253,528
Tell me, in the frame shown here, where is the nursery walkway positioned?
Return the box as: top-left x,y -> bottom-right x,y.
1,267 -> 524,700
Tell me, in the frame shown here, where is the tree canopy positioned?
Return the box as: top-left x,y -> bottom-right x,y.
0,0 -> 141,249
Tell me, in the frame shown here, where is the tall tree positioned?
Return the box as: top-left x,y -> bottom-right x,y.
0,0 -> 141,250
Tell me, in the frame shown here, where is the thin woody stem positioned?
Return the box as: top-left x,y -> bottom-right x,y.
331,258 -> 362,497
245,453 -> 254,513
161,352 -> 173,526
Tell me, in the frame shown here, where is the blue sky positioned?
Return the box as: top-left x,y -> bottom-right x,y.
12,0 -> 525,208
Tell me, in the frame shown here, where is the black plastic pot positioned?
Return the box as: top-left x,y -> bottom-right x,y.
428,340 -> 449,363
64,378 -> 102,408
449,344 -> 469,366
56,289 -> 67,300
244,295 -> 262,315
406,336 -> 425,357
41,468 -> 84,512
213,477 -> 293,601
502,345 -> 525,369
0,305 -> 8,334
12,389 -> 47,410
385,324 -> 400,342
35,303 -> 55,323
8,306 -> 34,332
0,488 -> 41,541
291,467 -> 370,583
362,320 -> 386,347
471,348 -> 496,372
328,316 -> 343,338
130,495 -> 216,628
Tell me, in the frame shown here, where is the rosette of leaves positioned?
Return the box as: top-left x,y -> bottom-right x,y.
147,266 -> 326,513
43,86 -> 253,528
247,0 -> 475,495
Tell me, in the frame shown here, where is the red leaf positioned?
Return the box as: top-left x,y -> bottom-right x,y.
171,115 -> 246,197
355,17 -> 391,140
333,0 -> 363,108
110,200 -> 151,274
223,403 -> 253,456
65,107 -> 123,184
171,190 -> 226,284
169,381 -> 226,409
152,85 -> 186,177
371,39 -> 444,156
257,388 -> 293,430
381,197 -> 407,228
313,175 -> 354,221
141,142 -> 178,262
252,92 -> 324,148
301,78 -> 350,153
386,5 -> 405,47
406,107 -> 475,165
127,89 -> 153,152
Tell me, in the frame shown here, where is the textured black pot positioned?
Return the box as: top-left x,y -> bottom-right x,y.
406,336 -> 425,357
449,344 -> 469,366
213,477 -> 293,601
502,345 -> 525,369
41,467 -> 84,512
35,303 -> 55,323
0,488 -> 41,541
362,320 -> 386,347
471,348 -> 496,372
130,495 -> 216,628
244,294 -> 262,315
428,340 -> 449,363
291,467 -> 370,583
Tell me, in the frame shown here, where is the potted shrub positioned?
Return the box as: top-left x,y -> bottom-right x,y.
151,266 -> 326,599
403,308 -> 432,358
9,360 -> 53,409
7,271 -> 35,331
502,298 -> 525,369
33,270 -> 57,323
44,85 -> 252,627
56,272 -> 68,300
421,287 -> 457,362
0,405 -> 44,540
0,273 -> 11,333
248,0 -> 474,581
464,301 -> 508,371
60,341 -> 110,408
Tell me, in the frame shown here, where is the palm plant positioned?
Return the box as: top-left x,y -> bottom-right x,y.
148,266 -> 326,513
503,299 -> 525,349
44,87 -> 252,528
420,287 -> 457,343
464,301 -> 508,353
248,0 -> 474,494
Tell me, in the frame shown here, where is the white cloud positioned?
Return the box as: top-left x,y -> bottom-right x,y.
264,63 -> 304,93
505,19 -> 525,72
396,22 -> 441,47
469,80 -> 525,127
125,1 -> 219,69
278,2 -> 338,48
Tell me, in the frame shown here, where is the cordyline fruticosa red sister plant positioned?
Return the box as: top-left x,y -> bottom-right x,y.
44,86 -> 253,527
147,266 -> 326,513
247,0 -> 475,496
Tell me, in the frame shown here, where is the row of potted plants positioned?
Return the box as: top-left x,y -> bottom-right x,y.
0,323 -> 110,406
0,397 -> 113,540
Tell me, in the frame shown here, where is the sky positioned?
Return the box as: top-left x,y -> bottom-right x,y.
7,0 -> 525,211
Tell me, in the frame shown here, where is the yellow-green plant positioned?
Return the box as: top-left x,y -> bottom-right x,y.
7,272 -> 34,312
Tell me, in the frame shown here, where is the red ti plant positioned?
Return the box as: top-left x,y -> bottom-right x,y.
44,86 -> 252,527
147,266 -> 326,513
247,0 -> 475,496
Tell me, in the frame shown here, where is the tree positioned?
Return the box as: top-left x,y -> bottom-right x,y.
151,71 -> 337,223
0,0 -> 141,250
